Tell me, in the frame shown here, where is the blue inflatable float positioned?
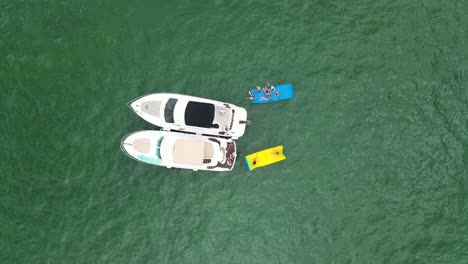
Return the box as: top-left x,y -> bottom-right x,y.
249,83 -> 295,104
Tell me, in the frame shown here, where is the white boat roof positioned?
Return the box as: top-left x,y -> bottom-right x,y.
129,93 -> 248,139
172,139 -> 213,166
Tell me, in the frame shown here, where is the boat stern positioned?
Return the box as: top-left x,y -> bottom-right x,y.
222,140 -> 237,171
231,107 -> 248,139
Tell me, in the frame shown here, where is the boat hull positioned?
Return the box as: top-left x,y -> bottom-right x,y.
129,93 -> 248,139
121,130 -> 237,171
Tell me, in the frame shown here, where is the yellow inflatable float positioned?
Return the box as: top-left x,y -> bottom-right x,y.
244,145 -> 286,171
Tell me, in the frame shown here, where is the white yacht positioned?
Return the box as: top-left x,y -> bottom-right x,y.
121,130 -> 237,171
128,93 -> 250,139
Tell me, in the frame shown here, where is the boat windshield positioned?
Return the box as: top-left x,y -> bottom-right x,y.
156,136 -> 164,159
164,98 -> 177,123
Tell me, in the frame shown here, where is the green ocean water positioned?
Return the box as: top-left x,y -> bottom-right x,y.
2,0 -> 468,263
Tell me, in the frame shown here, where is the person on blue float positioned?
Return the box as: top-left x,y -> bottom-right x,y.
248,90 -> 256,100
249,82 -> 278,101
249,86 -> 264,99
263,85 -> 271,96
264,82 -> 279,95
271,91 -> 279,101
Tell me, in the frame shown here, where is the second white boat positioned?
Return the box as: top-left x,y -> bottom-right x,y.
121,130 -> 237,171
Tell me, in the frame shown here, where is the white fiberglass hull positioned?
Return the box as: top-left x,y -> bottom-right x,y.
129,93 -> 249,139
121,130 -> 237,172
